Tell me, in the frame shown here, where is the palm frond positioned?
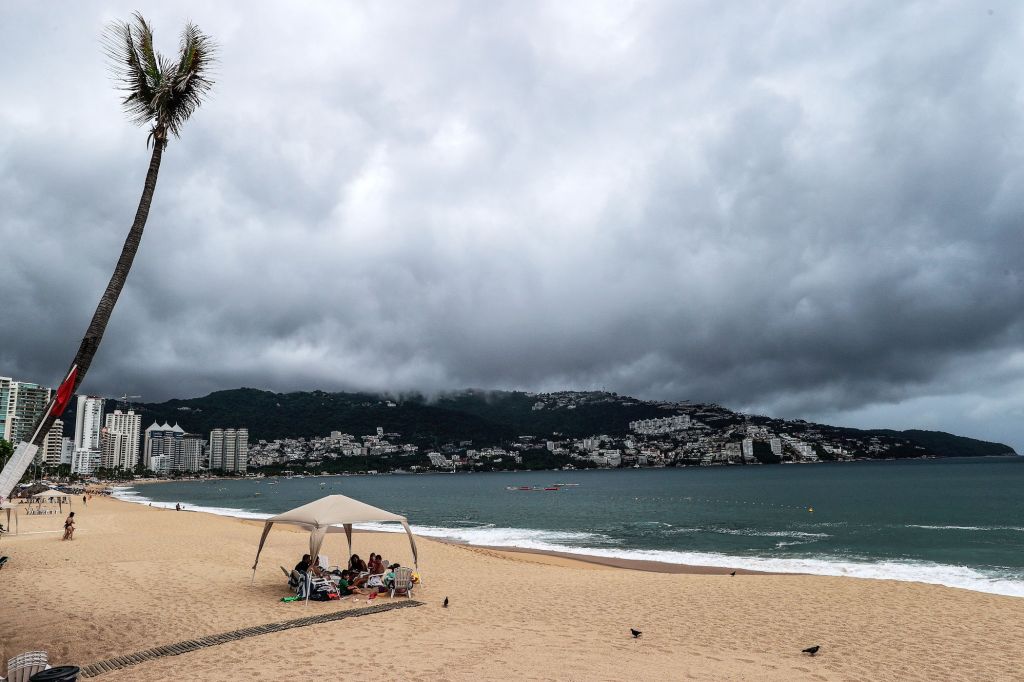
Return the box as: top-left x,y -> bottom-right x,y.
104,13 -> 217,146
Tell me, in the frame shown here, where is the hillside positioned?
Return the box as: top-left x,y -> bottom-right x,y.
112,387 -> 1017,458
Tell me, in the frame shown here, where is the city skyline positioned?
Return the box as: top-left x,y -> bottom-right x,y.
3,2 -> 1024,453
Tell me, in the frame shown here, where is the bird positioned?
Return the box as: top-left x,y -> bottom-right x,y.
730,571 -> 736,576
802,646 -> 820,656
443,596 -> 449,608
630,629 -> 642,638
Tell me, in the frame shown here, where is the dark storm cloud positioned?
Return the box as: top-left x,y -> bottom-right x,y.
2,1 -> 1024,450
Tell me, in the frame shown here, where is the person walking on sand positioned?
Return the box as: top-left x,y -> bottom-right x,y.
63,512 -> 76,541
83,496 -> 87,505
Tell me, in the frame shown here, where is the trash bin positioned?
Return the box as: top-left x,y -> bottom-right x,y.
30,666 -> 80,682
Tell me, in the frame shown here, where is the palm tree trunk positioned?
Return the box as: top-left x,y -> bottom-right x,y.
28,140 -> 165,449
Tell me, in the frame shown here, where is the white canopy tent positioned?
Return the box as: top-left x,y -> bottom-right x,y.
251,494 -> 419,588
31,489 -> 71,512
31,489 -> 70,501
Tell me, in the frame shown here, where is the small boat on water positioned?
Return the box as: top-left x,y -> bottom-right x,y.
507,485 -> 560,491
554,483 -> 579,487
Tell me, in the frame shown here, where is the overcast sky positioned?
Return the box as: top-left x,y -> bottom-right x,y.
2,1 -> 1023,451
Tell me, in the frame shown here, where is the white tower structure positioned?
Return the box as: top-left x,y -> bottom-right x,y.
74,396 -> 106,450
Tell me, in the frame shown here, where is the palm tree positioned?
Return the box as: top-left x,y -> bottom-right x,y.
25,14 -> 216,453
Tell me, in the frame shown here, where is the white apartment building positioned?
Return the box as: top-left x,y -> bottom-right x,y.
209,428 -> 248,473
101,429 -> 124,470
60,437 -> 74,465
0,377 -> 10,438
770,438 -> 783,457
741,438 -> 754,461
180,434 -> 205,472
40,419 -> 64,465
103,410 -> 141,470
3,380 -> 51,443
71,447 -> 101,476
149,454 -> 171,474
74,396 -> 106,450
629,415 -> 692,435
144,422 -> 184,470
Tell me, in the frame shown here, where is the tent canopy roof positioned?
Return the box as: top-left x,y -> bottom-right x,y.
252,493 -> 418,572
265,494 -> 405,529
31,485 -> 68,497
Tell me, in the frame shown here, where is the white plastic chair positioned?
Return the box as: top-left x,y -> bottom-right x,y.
390,567 -> 414,598
5,650 -> 48,682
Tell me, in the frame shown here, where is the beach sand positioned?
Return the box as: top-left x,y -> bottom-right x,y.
2,496 -> 1022,681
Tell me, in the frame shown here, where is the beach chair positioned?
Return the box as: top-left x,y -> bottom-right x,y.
5,650 -> 48,682
288,570 -> 305,594
390,567 -> 414,599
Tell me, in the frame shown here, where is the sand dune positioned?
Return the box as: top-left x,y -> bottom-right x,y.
1,496 -> 1022,680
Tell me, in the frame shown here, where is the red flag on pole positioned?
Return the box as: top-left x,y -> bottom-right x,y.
51,365 -> 78,417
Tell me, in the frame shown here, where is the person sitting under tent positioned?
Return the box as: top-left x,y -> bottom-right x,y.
336,570 -> 365,596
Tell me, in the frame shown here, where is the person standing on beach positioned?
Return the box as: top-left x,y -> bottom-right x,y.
63,512 -> 75,541
83,496 -> 87,505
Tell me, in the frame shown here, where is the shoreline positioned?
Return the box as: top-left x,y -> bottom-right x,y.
4,494 -> 1024,681
474,543 -> 773,575
105,487 -> 1024,596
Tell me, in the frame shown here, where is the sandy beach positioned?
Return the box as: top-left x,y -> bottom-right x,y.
2,496 -> 1023,681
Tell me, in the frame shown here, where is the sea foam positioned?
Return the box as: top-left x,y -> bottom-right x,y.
112,486 -> 1024,598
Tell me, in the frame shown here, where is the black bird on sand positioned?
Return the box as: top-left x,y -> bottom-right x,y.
730,571 -> 736,576
630,629 -> 642,638
443,597 -> 449,608
802,646 -> 820,656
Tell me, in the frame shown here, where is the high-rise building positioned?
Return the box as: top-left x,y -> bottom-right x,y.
0,377 -> 11,439
71,447 -> 101,476
180,434 -> 206,472
74,396 -> 106,451
41,419 -> 65,465
101,428 -> 125,471
103,410 -> 141,470
741,438 -> 754,462
143,422 -> 184,471
149,454 -> 171,474
209,428 -> 248,473
3,381 -> 52,444
60,437 -> 74,465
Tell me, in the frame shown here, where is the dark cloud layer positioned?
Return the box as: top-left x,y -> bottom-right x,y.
2,1 -> 1024,450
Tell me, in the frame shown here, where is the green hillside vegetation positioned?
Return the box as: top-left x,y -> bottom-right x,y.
87,387 -> 1015,459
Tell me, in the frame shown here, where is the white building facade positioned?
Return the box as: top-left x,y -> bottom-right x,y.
74,395 -> 106,450
3,381 -> 51,443
144,422 -> 185,471
103,410 -> 141,470
209,428 -> 248,473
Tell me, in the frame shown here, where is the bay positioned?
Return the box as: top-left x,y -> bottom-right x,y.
114,456 -> 1024,597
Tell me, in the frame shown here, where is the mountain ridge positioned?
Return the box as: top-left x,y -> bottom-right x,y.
104,387 -> 1017,458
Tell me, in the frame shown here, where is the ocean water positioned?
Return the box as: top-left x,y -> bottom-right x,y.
113,457 -> 1024,597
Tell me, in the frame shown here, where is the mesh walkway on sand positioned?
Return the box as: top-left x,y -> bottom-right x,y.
80,600 -> 424,678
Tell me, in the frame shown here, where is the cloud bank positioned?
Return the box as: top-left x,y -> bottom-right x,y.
2,1 -> 1023,450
